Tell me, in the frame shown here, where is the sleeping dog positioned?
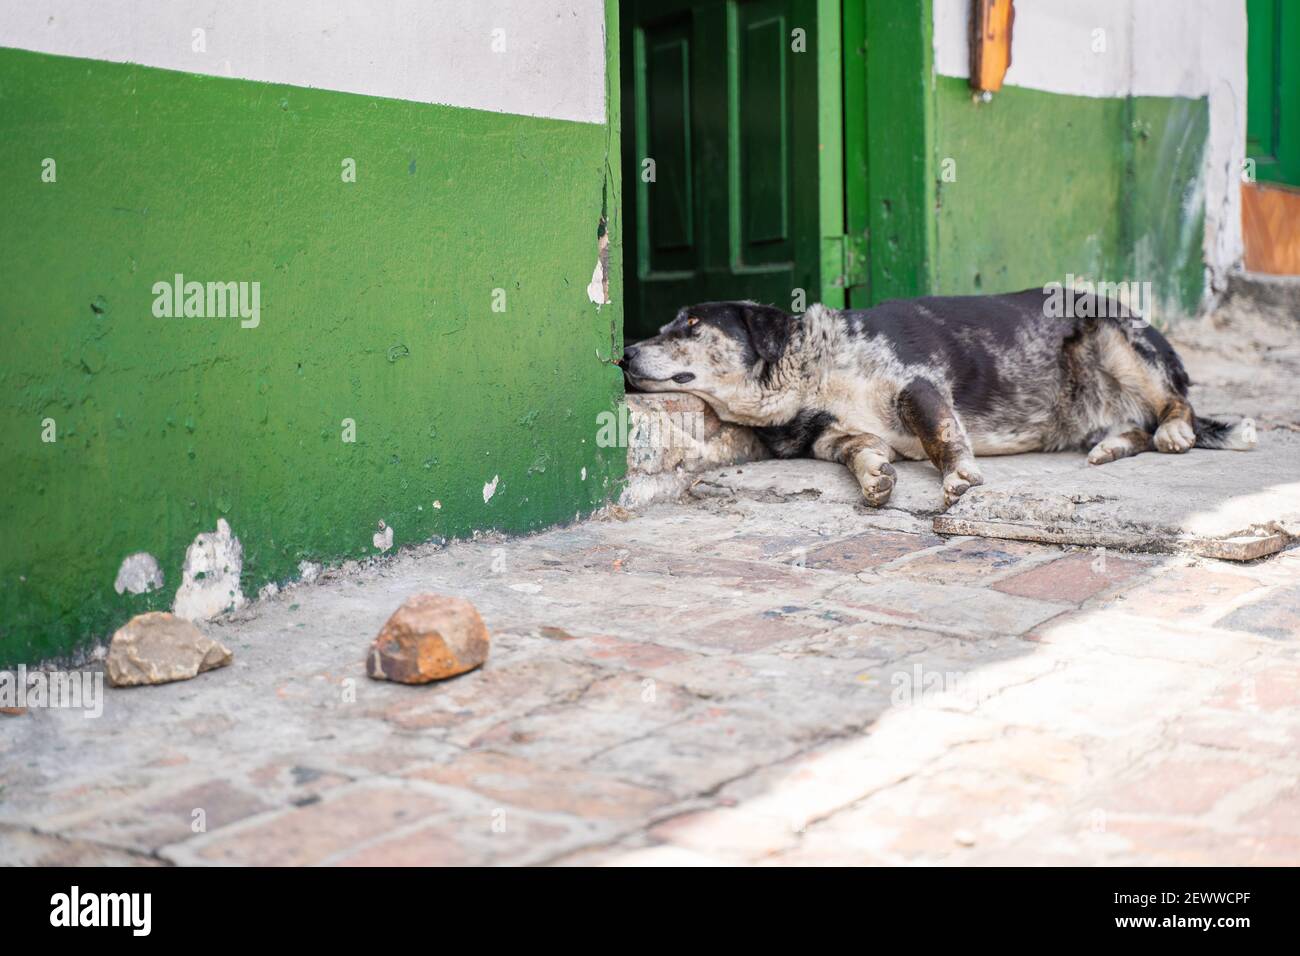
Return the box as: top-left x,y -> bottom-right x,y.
621,290 -> 1256,508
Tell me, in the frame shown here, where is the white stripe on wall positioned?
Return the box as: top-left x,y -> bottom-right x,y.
932,0 -> 1246,289
0,0 -> 607,125
934,0 -> 1243,99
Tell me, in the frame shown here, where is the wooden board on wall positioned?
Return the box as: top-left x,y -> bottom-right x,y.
1243,180 -> 1300,275
970,0 -> 1014,92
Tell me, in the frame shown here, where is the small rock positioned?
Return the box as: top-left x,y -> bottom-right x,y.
107,612 -> 234,687
539,626 -> 578,641
953,829 -> 978,847
366,594 -> 490,684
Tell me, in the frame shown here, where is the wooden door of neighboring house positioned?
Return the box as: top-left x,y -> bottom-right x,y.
1244,0 -> 1300,273
620,0 -> 847,339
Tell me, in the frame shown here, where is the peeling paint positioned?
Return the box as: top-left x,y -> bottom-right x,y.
483,475 -> 499,504
173,518 -> 246,621
586,216 -> 611,305
113,552 -> 163,595
298,560 -> 322,583
372,520 -> 394,553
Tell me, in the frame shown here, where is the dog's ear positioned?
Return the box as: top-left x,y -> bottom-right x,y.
659,307 -> 691,336
740,303 -> 795,366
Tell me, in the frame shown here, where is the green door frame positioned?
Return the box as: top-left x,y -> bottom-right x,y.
615,0 -> 936,335
815,0 -> 847,309
843,0 -> 936,308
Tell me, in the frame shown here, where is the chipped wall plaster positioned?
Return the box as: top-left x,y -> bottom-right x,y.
113,553 -> 163,596
172,519 -> 246,621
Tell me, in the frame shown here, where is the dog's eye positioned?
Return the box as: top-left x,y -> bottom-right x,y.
687,317 -> 699,327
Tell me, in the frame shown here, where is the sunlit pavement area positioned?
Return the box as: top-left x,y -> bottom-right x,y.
3,296 -> 1298,867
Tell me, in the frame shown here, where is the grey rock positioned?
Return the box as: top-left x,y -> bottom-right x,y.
107,612 -> 233,687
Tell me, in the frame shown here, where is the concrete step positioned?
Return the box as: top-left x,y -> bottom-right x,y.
1225,271 -> 1300,318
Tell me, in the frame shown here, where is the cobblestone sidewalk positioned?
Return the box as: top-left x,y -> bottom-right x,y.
2,488 -> 1297,865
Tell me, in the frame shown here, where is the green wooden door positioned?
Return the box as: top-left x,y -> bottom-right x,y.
1247,0 -> 1300,187
620,0 -> 846,339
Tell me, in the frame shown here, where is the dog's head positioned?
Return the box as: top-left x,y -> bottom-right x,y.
621,301 -> 797,422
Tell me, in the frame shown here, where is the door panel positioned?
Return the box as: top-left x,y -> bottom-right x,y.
1247,0 -> 1300,187
622,0 -> 839,339
643,24 -> 695,268
737,4 -> 791,250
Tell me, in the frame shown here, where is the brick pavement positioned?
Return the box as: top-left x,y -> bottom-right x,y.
3,492 -> 1296,866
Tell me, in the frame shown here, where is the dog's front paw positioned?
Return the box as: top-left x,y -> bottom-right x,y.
942,461 -> 983,508
1087,437 -> 1128,465
859,462 -> 896,508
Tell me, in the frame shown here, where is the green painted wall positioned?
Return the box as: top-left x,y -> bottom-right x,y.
849,6 -> 1211,320
0,48 -> 625,665
928,76 -> 1209,321
1128,95 -> 1210,319
931,79 -> 1128,297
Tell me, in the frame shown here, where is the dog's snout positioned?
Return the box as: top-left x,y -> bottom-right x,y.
619,344 -> 640,367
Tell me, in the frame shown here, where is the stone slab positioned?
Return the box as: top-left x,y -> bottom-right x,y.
686,433 -> 1300,561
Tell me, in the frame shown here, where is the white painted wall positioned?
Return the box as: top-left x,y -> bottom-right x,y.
933,0 -> 1247,292
0,0 -> 607,124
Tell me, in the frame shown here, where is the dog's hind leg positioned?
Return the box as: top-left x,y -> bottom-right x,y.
1091,321 -> 1195,455
1087,425 -> 1154,465
815,432 -> 897,507
1152,397 -> 1197,453
897,379 -> 983,507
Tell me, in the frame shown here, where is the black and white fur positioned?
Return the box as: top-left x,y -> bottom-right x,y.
621,290 -> 1256,508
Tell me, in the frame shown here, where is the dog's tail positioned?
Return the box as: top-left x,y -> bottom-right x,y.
1194,415 -> 1258,450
